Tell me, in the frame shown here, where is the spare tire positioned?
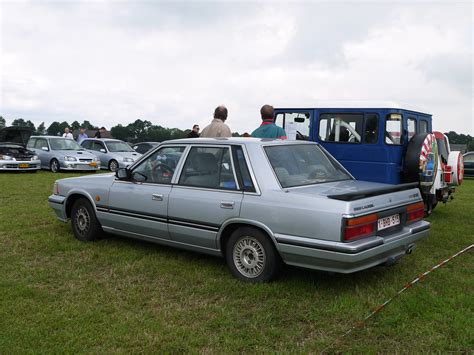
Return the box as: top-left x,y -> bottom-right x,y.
403,133 -> 438,191
447,151 -> 464,186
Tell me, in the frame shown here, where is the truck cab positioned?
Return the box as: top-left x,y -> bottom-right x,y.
274,104 -> 463,213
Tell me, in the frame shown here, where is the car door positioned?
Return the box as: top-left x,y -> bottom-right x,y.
33,138 -> 50,168
104,145 -> 187,240
168,145 -> 244,249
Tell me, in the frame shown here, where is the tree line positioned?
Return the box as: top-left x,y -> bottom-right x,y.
0,115 -> 472,148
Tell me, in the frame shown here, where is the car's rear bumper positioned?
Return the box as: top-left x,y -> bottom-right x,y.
0,159 -> 41,171
275,220 -> 430,273
48,195 -> 68,222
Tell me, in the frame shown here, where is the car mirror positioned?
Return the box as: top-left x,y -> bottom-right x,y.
41,146 -> 49,151
115,168 -> 129,180
100,148 -> 106,153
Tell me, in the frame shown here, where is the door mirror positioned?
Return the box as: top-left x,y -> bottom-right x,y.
115,168 -> 129,180
99,148 -> 106,153
41,146 -> 49,151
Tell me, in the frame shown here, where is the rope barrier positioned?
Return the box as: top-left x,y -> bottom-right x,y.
322,244 -> 473,353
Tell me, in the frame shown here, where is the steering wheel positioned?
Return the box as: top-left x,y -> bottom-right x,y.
296,130 -> 307,140
152,163 -> 174,182
308,168 -> 328,180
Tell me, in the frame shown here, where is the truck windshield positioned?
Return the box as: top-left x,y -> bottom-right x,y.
264,144 -> 352,188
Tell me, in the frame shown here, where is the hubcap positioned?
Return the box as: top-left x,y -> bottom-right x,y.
233,236 -> 266,278
51,161 -> 58,172
110,161 -> 118,171
75,207 -> 90,235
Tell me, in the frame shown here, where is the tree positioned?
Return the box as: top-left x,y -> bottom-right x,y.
81,120 -> 95,130
11,118 -> 35,131
70,120 -> 81,132
0,116 -> 5,128
47,122 -> 62,136
110,124 -> 132,141
36,122 -> 46,135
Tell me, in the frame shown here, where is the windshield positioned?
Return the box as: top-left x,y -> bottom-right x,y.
50,138 -> 83,150
106,141 -> 134,152
264,144 -> 352,188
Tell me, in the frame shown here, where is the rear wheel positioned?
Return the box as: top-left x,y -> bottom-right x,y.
108,159 -> 119,172
50,159 -> 60,173
225,227 -> 282,282
71,197 -> 102,242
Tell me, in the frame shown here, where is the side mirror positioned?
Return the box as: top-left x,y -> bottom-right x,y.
41,146 -> 49,151
115,168 -> 129,180
100,148 -> 106,153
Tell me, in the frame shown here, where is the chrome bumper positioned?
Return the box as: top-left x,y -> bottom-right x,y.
275,220 -> 430,273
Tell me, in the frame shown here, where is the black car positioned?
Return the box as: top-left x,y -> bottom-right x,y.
131,141 -> 160,154
0,127 -> 41,172
463,152 -> 474,178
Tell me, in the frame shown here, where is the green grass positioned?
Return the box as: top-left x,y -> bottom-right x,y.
0,171 -> 473,352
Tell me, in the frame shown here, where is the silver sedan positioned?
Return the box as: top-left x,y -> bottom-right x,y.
49,138 -> 429,282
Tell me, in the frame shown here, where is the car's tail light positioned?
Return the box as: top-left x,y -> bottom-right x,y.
406,202 -> 424,224
343,214 -> 377,241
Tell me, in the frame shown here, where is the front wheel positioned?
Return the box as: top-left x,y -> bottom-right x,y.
71,197 -> 102,242
225,227 -> 282,282
108,159 -> 119,172
50,159 -> 60,173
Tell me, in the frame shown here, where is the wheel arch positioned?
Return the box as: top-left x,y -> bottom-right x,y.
65,192 -> 97,219
217,219 -> 281,257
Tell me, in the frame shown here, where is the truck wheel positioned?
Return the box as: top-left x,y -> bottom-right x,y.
225,227 -> 282,283
403,133 -> 438,190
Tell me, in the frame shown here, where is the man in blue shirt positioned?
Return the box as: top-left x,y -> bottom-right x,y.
251,105 -> 287,139
77,127 -> 88,144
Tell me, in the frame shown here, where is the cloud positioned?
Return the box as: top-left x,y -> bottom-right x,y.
0,1 -> 472,135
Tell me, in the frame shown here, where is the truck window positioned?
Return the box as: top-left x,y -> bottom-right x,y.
385,114 -> 402,145
319,114 -> 363,143
408,117 -> 416,141
275,112 -> 310,140
364,114 -> 378,144
420,120 -> 428,133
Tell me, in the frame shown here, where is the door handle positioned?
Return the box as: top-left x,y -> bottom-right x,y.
220,201 -> 234,209
152,193 -> 164,201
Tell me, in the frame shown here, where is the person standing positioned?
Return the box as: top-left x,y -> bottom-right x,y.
77,127 -> 88,144
94,127 -> 106,138
251,104 -> 287,139
62,127 -> 73,139
200,106 -> 232,138
187,124 -> 200,138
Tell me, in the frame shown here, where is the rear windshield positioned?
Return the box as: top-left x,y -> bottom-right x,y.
106,141 -> 134,152
50,138 -> 83,150
264,144 -> 352,188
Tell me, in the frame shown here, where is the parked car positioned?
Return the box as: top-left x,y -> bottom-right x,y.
274,104 -> 463,214
49,138 -> 429,282
132,142 -> 160,155
463,152 -> 474,177
80,138 -> 141,171
0,127 -> 41,172
27,136 -> 100,172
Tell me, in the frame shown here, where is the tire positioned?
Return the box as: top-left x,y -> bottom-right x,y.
50,159 -> 60,173
108,159 -> 119,172
225,227 -> 282,283
403,133 -> 438,191
71,197 -> 102,242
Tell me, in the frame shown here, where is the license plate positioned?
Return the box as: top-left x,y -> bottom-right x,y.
89,162 -> 97,167
378,214 -> 400,231
19,163 -> 30,168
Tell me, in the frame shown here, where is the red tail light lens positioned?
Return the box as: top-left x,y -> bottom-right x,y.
343,214 -> 377,241
406,202 -> 424,224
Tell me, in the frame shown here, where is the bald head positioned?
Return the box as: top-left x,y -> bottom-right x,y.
260,104 -> 274,121
214,106 -> 228,121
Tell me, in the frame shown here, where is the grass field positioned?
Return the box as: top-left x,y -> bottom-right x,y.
0,171 -> 472,352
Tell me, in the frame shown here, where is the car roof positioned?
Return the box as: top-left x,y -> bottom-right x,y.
162,137 -> 318,146
30,135 -> 71,139
82,138 -> 123,142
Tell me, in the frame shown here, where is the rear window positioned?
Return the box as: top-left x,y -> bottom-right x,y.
264,144 -> 352,188
385,114 -> 402,145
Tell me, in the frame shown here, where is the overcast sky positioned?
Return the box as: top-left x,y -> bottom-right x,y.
1,0 -> 472,135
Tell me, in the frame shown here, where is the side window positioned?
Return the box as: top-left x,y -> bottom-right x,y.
407,118 -> 417,141
385,114 -> 402,145
91,142 -> 103,151
278,112 -> 310,140
420,120 -> 428,133
35,139 -> 48,149
364,114 -> 379,144
132,146 -> 185,184
81,140 -> 91,149
179,147 -> 238,190
233,146 -> 256,192
27,138 -> 36,148
319,114 -> 363,143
